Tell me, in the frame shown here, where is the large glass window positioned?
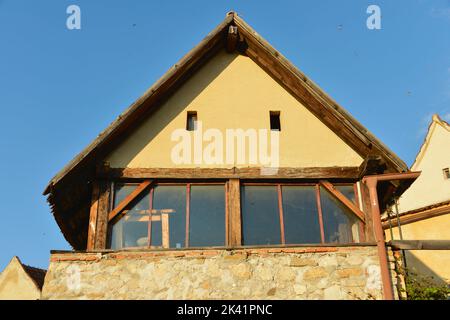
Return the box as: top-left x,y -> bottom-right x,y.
189,185 -> 226,247
108,183 -> 225,250
282,186 -> 321,244
241,186 -> 281,245
241,183 -> 360,246
320,187 -> 360,243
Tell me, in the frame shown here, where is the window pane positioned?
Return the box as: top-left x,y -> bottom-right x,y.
189,185 -> 225,247
335,185 -> 356,204
320,187 -> 359,244
152,185 -> 186,249
113,184 -> 138,208
110,192 -> 150,249
241,186 -> 281,245
282,186 -> 321,244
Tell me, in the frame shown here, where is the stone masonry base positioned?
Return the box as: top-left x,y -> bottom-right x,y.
41,245 -> 400,300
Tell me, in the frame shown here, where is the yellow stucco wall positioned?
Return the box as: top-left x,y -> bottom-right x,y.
106,50 -> 363,168
386,116 -> 450,284
386,214 -> 450,284
0,257 -> 41,300
398,119 -> 450,212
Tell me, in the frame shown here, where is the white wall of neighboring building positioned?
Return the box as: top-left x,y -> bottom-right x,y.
397,115 -> 450,213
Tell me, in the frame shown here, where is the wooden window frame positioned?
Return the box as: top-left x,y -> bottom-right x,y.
88,178 -> 367,251
240,181 -> 364,246
106,181 -> 228,250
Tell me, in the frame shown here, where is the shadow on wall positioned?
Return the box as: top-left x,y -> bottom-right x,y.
106,50 -> 237,166
404,251 -> 449,286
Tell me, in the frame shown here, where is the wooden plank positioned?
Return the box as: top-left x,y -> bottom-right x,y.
86,181 -> 100,251
319,180 -> 366,222
94,181 -> 111,250
162,213 -> 170,249
228,178 -> 242,246
315,184 -> 325,243
147,187 -> 154,247
389,240 -> 450,250
98,166 -> 360,179
359,181 -> 375,242
225,183 -> 229,246
277,185 -> 286,245
185,184 -> 190,247
382,202 -> 450,229
107,180 -> 152,222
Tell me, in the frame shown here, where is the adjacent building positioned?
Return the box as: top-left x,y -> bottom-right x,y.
384,114 -> 450,284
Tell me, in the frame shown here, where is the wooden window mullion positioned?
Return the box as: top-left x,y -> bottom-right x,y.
225,183 -> 229,246
147,187 -> 154,247
315,184 -> 326,244
228,178 -> 241,246
277,184 -> 286,245
185,184 -> 191,248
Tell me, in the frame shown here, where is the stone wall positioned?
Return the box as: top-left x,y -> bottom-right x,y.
41,246 -> 400,300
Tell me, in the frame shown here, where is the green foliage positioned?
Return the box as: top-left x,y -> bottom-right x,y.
404,272 -> 450,300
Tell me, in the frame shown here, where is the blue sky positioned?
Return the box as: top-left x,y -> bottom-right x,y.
0,0 -> 449,270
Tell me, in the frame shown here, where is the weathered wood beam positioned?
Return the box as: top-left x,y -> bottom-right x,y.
358,155 -> 387,178
389,240 -> 450,250
107,180 -> 153,222
382,202 -> 450,228
86,182 -> 100,251
98,166 -> 360,180
226,25 -> 238,53
94,181 -> 111,250
228,179 -> 241,246
319,180 -> 366,222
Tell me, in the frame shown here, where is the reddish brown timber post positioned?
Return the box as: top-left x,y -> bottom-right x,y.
94,180 -> 111,250
359,181 -> 375,242
87,181 -> 100,251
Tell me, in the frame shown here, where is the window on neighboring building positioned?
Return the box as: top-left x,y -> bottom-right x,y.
241,183 -> 360,246
186,111 -> 198,131
443,168 -> 450,180
270,111 -> 281,131
108,183 -> 226,250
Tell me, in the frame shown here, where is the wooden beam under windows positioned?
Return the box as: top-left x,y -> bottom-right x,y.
107,180 -> 153,222
319,180 -> 366,222
98,166 -> 360,180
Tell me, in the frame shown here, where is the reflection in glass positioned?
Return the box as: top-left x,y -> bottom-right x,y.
189,185 -> 225,247
152,185 -> 186,249
335,185 -> 356,204
320,187 -> 359,243
241,186 -> 281,245
282,186 -> 321,244
110,191 -> 150,249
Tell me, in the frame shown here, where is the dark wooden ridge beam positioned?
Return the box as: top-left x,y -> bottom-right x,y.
97,166 -> 361,180
108,180 -> 153,222
319,180 -> 365,222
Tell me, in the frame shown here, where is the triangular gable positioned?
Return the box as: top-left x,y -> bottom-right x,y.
0,256 -> 46,299
411,114 -> 450,170
43,12 -> 408,249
